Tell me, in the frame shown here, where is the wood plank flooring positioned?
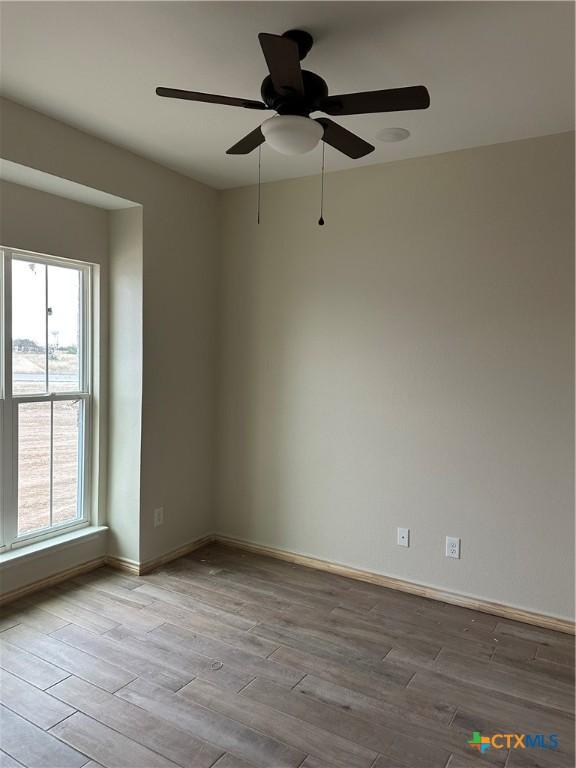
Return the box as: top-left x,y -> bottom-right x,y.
0,543 -> 573,768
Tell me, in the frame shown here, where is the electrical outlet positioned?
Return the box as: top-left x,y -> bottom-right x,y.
153,507 -> 164,528
397,527 -> 410,547
446,536 -> 460,559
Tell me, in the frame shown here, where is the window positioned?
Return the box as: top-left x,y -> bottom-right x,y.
0,248 -> 93,550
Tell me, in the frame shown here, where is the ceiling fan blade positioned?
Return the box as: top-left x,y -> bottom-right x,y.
258,33 -> 304,95
226,126 -> 265,155
316,118 -> 374,159
156,87 -> 267,110
320,85 -> 430,116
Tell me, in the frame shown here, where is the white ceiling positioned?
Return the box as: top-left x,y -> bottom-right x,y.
0,2 -> 573,190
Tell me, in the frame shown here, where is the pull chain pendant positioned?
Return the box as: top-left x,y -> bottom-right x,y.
318,141 -> 325,226
257,144 -> 262,225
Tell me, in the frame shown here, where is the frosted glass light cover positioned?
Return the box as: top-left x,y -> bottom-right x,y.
261,115 -> 324,155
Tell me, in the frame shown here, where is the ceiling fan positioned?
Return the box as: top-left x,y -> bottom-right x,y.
156,29 -> 430,159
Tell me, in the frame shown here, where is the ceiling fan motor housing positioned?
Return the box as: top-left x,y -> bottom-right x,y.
281,29 -> 314,60
260,70 -> 329,115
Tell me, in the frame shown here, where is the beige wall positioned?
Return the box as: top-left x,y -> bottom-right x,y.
107,207 -> 143,563
0,97 -> 219,569
0,179 -> 109,265
217,132 -> 575,620
0,529 -> 107,597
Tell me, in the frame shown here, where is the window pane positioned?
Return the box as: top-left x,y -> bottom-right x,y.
48,265 -> 81,393
12,260 -> 47,395
17,401 -> 51,535
52,400 -> 81,525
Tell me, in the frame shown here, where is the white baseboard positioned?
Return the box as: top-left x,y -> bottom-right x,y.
0,532 -> 214,602
215,534 -> 576,636
106,533 -> 215,575
2,529 -> 573,636
104,553 -> 141,575
0,557 -> 106,606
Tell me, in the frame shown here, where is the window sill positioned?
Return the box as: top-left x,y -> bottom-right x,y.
0,525 -> 108,567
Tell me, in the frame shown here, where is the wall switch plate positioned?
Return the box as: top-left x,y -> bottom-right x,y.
153,507 -> 164,527
446,536 -> 460,559
397,527 -> 410,547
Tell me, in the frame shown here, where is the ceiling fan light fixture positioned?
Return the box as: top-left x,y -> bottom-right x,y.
261,115 -> 323,155
157,30 -> 430,160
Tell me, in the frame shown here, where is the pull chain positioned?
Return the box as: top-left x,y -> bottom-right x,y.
318,141 -> 325,226
257,144 -> 262,225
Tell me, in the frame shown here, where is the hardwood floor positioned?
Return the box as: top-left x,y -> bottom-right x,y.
0,543 -> 573,768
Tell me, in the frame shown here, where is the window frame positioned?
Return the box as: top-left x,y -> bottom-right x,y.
0,247 -> 94,551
